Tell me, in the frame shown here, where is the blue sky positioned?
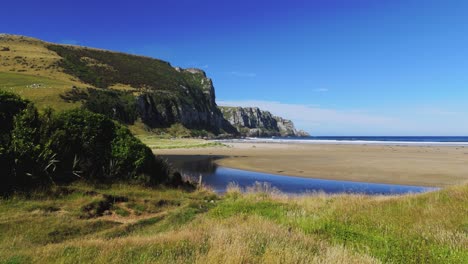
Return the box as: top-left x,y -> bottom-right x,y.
2,0 -> 468,135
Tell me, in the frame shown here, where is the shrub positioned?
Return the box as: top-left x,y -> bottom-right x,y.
10,104 -> 48,188
110,124 -> 168,184
0,91 -> 31,193
167,123 -> 192,138
44,109 -> 117,181
83,88 -> 137,124
0,149 -> 13,194
0,90 -> 29,146
0,91 -> 173,194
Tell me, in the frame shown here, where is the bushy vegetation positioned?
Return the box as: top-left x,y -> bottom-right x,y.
0,89 -> 28,145
0,91 -> 176,194
46,44 -> 210,97
47,45 -> 175,89
162,123 -> 216,138
84,88 -> 137,124
61,87 -> 138,124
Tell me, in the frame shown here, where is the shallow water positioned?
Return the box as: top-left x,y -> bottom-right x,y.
162,155 -> 439,195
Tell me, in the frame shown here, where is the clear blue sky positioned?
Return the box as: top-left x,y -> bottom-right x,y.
2,0 -> 468,135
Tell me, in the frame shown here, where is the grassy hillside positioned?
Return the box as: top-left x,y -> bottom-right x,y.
0,34 -> 208,95
0,35 -> 83,84
0,183 -> 466,263
0,35 -> 85,110
0,72 -> 80,110
0,34 -> 225,134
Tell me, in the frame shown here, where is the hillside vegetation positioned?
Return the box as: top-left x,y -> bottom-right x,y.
0,34 -> 307,137
0,34 -> 228,134
0,183 -> 466,263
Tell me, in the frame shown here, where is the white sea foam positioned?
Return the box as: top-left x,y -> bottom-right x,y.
219,137 -> 468,146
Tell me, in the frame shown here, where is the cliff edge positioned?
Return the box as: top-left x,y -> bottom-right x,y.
219,106 -> 310,137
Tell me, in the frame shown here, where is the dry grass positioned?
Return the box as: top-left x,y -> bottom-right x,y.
0,183 -> 466,263
22,216 -> 379,264
0,72 -> 81,110
0,35 -> 85,85
0,35 -> 88,111
138,136 -> 226,150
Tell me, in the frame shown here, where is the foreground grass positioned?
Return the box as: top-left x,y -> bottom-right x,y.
0,183 -> 466,264
138,136 -> 226,149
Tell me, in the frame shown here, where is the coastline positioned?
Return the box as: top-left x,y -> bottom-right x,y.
155,141 -> 468,187
218,138 -> 468,146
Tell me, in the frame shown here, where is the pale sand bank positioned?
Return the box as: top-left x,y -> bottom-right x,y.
155,142 -> 468,187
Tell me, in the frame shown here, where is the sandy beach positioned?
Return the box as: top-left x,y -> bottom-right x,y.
155,142 -> 468,187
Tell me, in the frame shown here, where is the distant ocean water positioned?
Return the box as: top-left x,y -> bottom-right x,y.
234,136 -> 468,146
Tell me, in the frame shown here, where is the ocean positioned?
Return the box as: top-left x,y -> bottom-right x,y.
232,136 -> 468,146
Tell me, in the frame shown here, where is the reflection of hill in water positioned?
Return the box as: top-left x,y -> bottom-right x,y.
160,155 -> 219,176
159,155 -> 438,195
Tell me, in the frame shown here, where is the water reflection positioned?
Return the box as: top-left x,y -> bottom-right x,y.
161,155 -> 219,175
161,155 -> 439,195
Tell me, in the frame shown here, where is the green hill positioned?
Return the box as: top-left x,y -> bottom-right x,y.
0,34 -> 233,136
1,34 -> 313,137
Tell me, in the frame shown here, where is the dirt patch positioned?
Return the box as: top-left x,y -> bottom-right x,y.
80,194 -> 129,219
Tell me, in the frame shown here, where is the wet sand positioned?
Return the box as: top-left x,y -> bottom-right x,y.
155,142 -> 468,187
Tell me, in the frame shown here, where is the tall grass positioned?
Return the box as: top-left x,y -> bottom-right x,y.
0,183 -> 466,263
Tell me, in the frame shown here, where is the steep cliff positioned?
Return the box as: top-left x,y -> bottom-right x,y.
135,68 -> 225,132
44,41 -> 233,133
219,106 -> 309,137
0,35 -> 306,137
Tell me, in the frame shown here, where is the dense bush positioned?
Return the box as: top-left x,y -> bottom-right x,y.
83,88 -> 137,124
0,91 -> 28,146
0,149 -> 13,194
110,124 -> 170,184
60,87 -> 137,124
47,44 -> 185,90
0,91 -> 173,194
45,109 -> 117,181
10,103 -> 48,188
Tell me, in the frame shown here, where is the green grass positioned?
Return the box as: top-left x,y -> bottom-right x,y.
213,186 -> 468,263
0,72 -> 80,111
0,183 -> 466,263
137,136 -> 226,149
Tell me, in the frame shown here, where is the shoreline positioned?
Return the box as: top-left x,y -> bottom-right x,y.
154,142 -> 468,188
216,138 -> 468,147
161,154 -> 441,189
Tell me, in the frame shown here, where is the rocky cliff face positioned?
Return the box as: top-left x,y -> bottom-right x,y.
219,106 -> 309,137
136,68 -> 235,133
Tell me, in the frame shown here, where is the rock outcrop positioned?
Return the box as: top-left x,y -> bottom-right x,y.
219,106 -> 309,137
136,68 -> 236,133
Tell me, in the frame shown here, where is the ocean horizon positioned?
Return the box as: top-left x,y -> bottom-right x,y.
231,136 -> 468,146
